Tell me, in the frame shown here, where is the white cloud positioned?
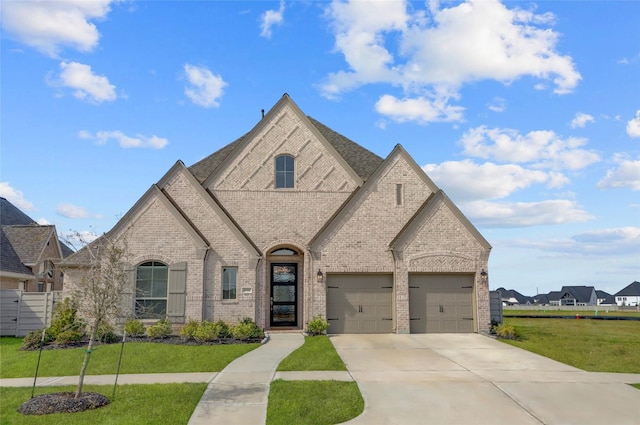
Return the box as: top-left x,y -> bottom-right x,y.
597,157 -> 640,191
488,97 -> 506,113
0,1 -> 115,57
260,0 -> 285,39
514,227 -> 640,256
423,160 -> 554,202
183,64 -> 227,108
56,203 -> 100,219
627,110 -> 640,138
0,182 -> 34,211
460,126 -> 600,170
465,199 -> 593,228
322,0 -> 581,122
375,94 -> 464,124
54,61 -> 117,103
80,130 -> 168,149
36,218 -> 51,225
570,112 -> 594,128
60,230 -> 99,249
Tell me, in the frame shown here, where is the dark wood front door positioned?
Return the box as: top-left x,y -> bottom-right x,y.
270,263 -> 297,327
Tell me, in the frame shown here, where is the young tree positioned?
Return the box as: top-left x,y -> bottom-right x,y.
62,232 -> 130,399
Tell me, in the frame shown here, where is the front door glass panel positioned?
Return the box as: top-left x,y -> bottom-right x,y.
271,264 -> 297,327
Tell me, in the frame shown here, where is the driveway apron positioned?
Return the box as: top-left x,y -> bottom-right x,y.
330,334 -> 640,425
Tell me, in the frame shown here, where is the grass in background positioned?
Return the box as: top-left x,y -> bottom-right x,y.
0,337 -> 258,378
277,336 -> 346,371
0,383 -> 206,425
502,318 -> 640,373
266,380 -> 363,425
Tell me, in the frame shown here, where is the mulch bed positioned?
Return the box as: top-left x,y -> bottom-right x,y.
17,392 -> 110,415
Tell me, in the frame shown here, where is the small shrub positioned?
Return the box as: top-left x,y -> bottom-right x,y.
495,324 -> 520,340
49,298 -> 85,338
96,322 -> 120,343
124,319 -> 146,337
306,315 -> 330,335
54,329 -> 85,345
21,329 -> 54,350
193,320 -> 215,342
490,319 -> 501,335
212,320 -> 230,339
180,319 -> 201,341
147,318 -> 172,339
231,318 -> 263,341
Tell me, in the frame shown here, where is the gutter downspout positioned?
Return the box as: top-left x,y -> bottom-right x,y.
202,246 -> 211,322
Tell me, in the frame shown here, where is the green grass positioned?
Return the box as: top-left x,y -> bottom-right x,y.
1,337 -> 259,378
0,383 -> 206,425
277,336 -> 346,371
504,309 -> 640,318
502,318 -> 640,373
266,380 -> 363,425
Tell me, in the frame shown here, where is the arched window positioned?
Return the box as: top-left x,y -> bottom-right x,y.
270,248 -> 298,256
135,261 -> 168,318
275,155 -> 294,188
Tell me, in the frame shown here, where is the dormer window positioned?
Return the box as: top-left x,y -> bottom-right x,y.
275,155 -> 294,188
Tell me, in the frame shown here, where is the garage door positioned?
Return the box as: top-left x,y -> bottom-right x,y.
409,274 -> 474,333
326,274 -> 393,334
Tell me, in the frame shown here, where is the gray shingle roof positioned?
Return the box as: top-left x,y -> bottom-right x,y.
0,197 -> 36,225
559,286 -> 595,303
1,225 -> 55,265
615,281 -> 640,297
187,116 -> 383,184
0,227 -> 34,276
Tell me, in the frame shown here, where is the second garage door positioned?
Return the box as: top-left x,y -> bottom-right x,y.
326,274 -> 393,334
409,274 -> 474,333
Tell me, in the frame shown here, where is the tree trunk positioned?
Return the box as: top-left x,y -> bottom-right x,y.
75,324 -> 97,398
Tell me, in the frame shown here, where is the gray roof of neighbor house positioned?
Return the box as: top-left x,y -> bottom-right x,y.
2,225 -> 56,266
188,116 -> 384,184
559,286 -> 596,303
495,287 -> 533,304
615,281 -> 640,297
596,290 -> 611,298
0,227 -> 34,276
0,197 -> 36,225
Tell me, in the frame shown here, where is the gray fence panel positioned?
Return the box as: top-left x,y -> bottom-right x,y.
489,290 -> 503,324
0,290 -> 62,337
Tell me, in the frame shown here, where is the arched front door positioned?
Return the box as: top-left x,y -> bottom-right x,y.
267,247 -> 302,328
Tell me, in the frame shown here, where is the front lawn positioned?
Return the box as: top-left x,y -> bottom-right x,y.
0,383 -> 206,425
504,309 -> 640,318
266,380 -> 363,425
277,336 -> 346,371
0,337 -> 259,378
502,318 -> 640,373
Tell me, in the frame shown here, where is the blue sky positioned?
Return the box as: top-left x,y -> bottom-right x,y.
1,0 -> 638,297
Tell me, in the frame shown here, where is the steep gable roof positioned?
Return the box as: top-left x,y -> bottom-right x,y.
615,281 -> 640,296
0,197 -> 36,225
559,286 -> 596,303
187,94 -> 383,185
0,227 -> 34,277
1,225 -> 56,266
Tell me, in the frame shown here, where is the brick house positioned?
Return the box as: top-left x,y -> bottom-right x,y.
63,94 -> 492,333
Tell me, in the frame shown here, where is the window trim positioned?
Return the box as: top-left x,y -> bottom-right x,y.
222,267 -> 238,300
135,261 -> 168,319
275,154 -> 295,189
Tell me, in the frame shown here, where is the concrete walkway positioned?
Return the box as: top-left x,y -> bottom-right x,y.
187,332 -> 304,425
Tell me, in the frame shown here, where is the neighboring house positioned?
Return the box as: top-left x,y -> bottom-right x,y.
614,281 -> 640,307
495,287 -> 533,306
595,290 -> 616,306
0,197 -> 73,292
557,286 -> 598,306
62,95 -> 492,334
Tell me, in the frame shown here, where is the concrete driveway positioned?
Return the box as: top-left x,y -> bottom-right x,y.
330,334 -> 640,425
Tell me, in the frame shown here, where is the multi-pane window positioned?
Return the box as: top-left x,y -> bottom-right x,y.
135,261 -> 168,318
275,155 -> 294,188
223,267 -> 237,300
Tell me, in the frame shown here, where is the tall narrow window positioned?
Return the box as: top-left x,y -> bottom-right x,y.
275,155 -> 295,188
223,267 -> 237,300
135,261 -> 168,318
396,184 -> 403,206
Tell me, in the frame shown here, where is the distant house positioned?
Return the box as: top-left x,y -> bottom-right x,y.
495,287 -> 533,306
534,291 -> 561,306
0,198 -> 73,292
595,290 -> 616,306
557,286 -> 597,306
614,281 -> 640,307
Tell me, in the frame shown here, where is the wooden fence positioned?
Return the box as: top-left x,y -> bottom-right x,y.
0,290 -> 63,337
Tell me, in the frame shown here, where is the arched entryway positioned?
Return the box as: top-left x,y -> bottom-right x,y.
266,246 -> 303,329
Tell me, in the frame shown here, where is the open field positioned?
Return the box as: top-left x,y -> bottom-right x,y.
0,383 -> 206,425
0,337 -> 259,378
502,317 -> 640,373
